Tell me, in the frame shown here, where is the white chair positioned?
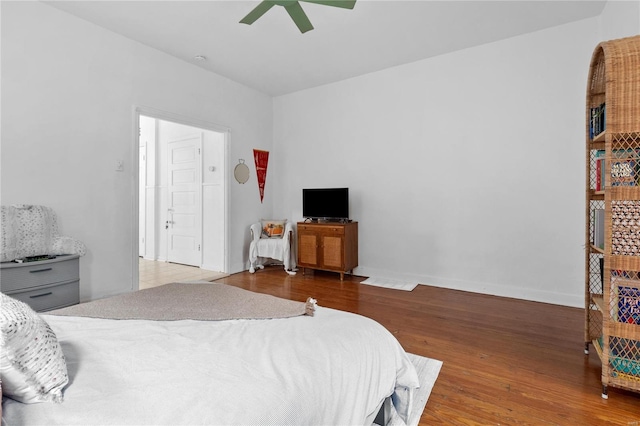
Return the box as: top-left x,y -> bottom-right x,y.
249,220 -> 296,275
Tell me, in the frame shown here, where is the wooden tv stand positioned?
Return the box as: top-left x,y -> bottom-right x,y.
297,221 -> 358,280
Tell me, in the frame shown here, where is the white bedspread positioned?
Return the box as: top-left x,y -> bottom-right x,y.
2,306 -> 419,425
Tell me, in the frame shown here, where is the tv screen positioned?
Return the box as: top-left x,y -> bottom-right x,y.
302,188 -> 349,220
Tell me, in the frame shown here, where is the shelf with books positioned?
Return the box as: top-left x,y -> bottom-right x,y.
594,150 -> 605,191
584,34 -> 640,399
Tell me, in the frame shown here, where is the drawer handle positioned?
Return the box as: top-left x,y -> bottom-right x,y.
29,268 -> 53,273
30,292 -> 53,299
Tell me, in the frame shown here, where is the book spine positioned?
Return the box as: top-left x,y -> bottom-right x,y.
590,103 -> 606,139
594,209 -> 605,249
595,150 -> 605,190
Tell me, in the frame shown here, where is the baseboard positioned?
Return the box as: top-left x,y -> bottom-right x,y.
141,255 -> 167,262
201,262 -> 223,272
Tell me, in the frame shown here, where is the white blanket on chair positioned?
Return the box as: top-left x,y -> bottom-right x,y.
251,237 -> 286,261
249,238 -> 293,270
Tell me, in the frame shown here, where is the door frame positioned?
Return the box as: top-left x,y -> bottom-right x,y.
139,143 -> 147,258
132,105 -> 230,290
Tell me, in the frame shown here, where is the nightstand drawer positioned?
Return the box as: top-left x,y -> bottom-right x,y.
299,224 -> 345,235
0,256 -> 79,292
6,280 -> 79,312
322,226 -> 345,235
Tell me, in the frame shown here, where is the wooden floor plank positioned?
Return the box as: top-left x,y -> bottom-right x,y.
216,268 -> 640,425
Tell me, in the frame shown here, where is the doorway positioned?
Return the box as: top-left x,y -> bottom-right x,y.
135,108 -> 229,289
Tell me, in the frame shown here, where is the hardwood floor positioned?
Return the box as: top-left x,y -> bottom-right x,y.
212,267 -> 640,425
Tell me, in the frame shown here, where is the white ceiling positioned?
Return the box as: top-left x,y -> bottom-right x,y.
45,0 -> 607,96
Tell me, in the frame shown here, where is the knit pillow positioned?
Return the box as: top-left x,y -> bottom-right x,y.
260,219 -> 287,239
0,293 -> 69,403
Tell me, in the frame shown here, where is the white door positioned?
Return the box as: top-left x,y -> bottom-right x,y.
167,136 -> 202,266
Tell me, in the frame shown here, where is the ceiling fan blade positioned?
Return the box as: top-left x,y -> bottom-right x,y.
239,1 -> 276,25
285,2 -> 314,33
300,0 -> 356,9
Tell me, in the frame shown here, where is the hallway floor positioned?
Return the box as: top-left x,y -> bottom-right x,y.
138,258 -> 228,290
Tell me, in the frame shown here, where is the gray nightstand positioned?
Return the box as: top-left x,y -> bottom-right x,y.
0,254 -> 80,312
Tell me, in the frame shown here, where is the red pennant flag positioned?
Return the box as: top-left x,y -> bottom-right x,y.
253,149 -> 269,203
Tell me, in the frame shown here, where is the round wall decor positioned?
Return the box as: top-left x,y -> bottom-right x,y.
234,159 -> 250,184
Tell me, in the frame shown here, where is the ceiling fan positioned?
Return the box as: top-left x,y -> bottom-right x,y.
240,0 -> 357,34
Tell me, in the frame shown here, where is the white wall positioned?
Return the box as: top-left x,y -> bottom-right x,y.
1,1 -> 274,301
273,17 -> 602,307
2,1 -> 636,307
201,128 -> 227,272
598,0 -> 640,41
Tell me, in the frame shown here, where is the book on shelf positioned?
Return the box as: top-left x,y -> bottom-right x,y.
593,208 -> 605,249
590,103 -> 606,139
610,276 -> 640,325
610,338 -> 640,377
611,159 -> 638,186
618,284 -> 640,325
610,149 -> 640,187
610,339 -> 640,378
595,150 -> 605,190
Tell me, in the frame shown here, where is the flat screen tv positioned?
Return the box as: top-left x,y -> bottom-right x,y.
302,188 -> 349,221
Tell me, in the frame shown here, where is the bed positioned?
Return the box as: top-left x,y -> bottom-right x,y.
1,282 -> 420,425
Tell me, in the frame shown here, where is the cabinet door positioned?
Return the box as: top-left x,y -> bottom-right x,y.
322,235 -> 344,269
299,233 -> 319,267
